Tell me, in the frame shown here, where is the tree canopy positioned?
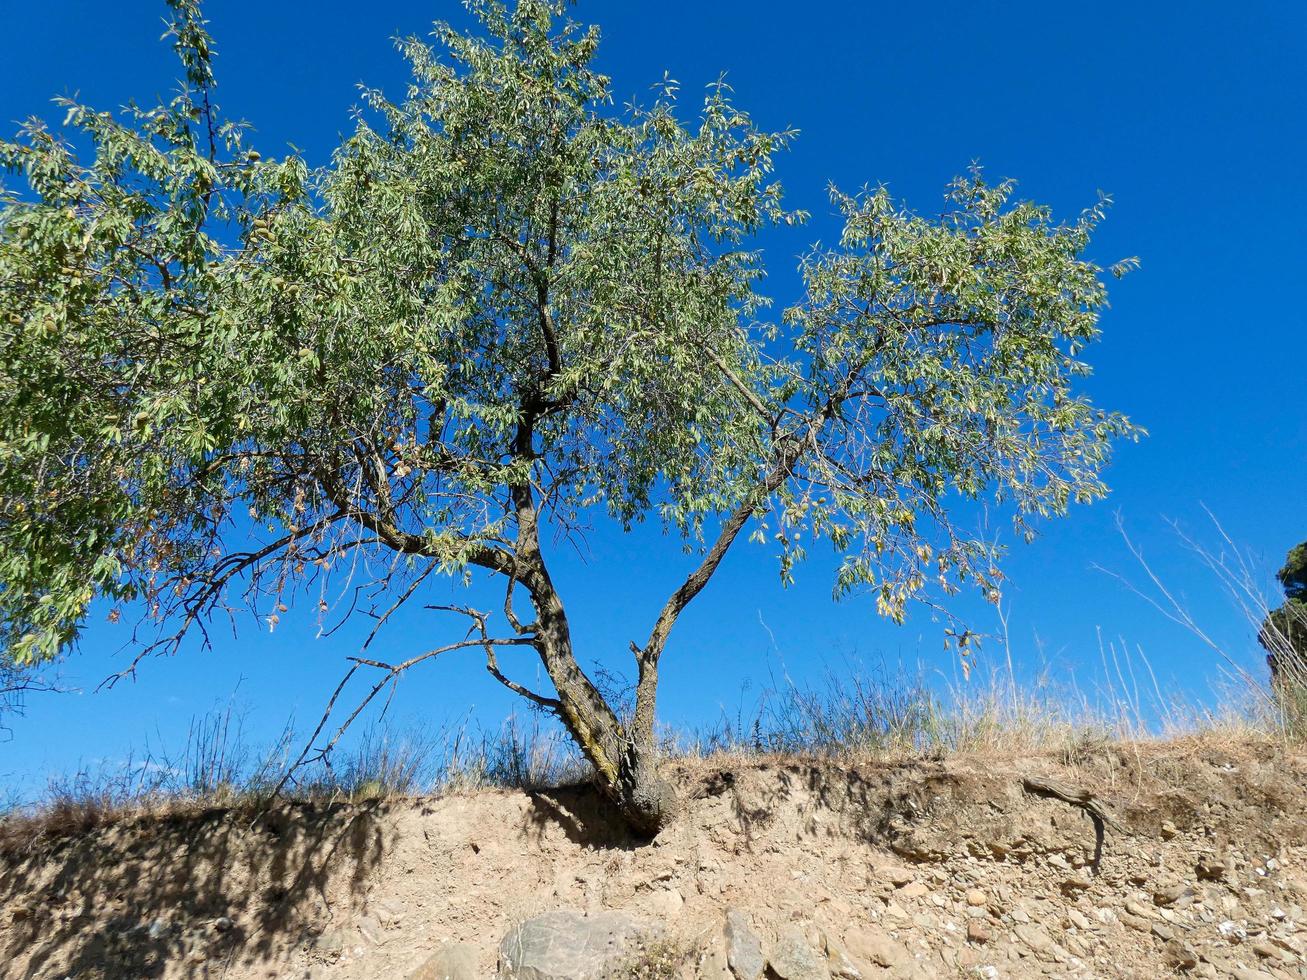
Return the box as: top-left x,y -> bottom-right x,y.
0,0 -> 1140,831
1277,543 -> 1307,603
1261,541 -> 1307,688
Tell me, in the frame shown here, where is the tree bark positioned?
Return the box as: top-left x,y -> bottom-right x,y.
613,735 -> 677,836
527,437 -> 811,836
528,591 -> 676,836
501,384 -> 676,834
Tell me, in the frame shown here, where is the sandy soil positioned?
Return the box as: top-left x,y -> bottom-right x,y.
4,736 -> 1307,978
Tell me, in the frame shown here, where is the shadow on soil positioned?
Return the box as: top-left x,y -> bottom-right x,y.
0,801 -> 388,979
0,781 -> 645,979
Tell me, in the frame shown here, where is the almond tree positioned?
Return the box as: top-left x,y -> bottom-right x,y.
0,0 -> 1139,833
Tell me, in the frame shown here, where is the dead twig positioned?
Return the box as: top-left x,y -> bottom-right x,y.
263,605 -> 540,808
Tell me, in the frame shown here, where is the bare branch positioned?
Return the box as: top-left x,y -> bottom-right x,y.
503,569 -> 540,635
1094,512 -> 1269,703
361,558 -> 440,650
269,610 -> 536,799
701,339 -> 775,426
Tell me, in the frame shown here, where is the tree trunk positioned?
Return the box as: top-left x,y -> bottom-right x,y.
557,697 -> 675,837
531,605 -> 676,836
612,736 -> 677,836
510,474 -> 676,836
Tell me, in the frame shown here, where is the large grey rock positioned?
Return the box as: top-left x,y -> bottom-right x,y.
724,909 -> 765,980
498,909 -> 655,979
411,943 -> 478,980
768,926 -> 830,980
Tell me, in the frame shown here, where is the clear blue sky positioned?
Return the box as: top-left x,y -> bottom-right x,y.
2,1 -> 1303,796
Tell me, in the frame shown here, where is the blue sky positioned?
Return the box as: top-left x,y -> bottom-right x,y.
2,1 -> 1303,795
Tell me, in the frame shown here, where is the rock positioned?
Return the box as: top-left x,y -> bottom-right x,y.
410,943 -> 478,980
965,889 -> 988,908
1154,884 -> 1194,907
315,928 -> 347,954
1164,941 -> 1199,970
356,914 -> 382,945
649,888 -> 684,919
373,899 -> 406,926
1251,939 -> 1277,958
1151,923 -> 1175,942
1120,913 -> 1152,933
881,867 -> 916,887
1250,939 -> 1294,964
1269,933 -> 1301,954
1064,933 -> 1091,958
1060,875 -> 1092,896
1161,820 -> 1179,840
843,927 -> 909,971
767,926 -> 830,980
967,921 -> 991,945
1066,909 -> 1091,931
1013,923 -> 1056,955
724,909 -> 766,980
1196,859 -> 1226,882
898,882 -> 929,899
697,942 -> 734,980
1218,920 -> 1247,942
821,933 -> 869,980
498,910 -> 654,980
1123,899 -> 1153,919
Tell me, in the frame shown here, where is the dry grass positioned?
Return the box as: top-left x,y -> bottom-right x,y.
606,934 -> 701,979
0,707 -> 585,856
4,517 -> 1297,854
3,641 -> 1286,859
680,644 -> 1276,769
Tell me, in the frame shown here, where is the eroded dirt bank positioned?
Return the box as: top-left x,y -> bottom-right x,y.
4,737 -> 1307,978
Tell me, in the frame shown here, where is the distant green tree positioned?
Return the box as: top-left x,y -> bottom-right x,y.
1260,542 -> 1307,686
0,0 -> 1141,833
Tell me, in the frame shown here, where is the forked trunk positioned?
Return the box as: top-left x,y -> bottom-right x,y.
507,425 -> 685,835
528,601 -> 676,836
551,678 -> 677,837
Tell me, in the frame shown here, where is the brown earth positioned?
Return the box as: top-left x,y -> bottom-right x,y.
3,735 -> 1307,979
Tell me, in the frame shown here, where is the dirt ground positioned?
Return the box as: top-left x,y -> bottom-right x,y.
4,735 -> 1307,978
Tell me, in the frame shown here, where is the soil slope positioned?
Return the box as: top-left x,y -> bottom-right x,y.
4,737 -> 1307,979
